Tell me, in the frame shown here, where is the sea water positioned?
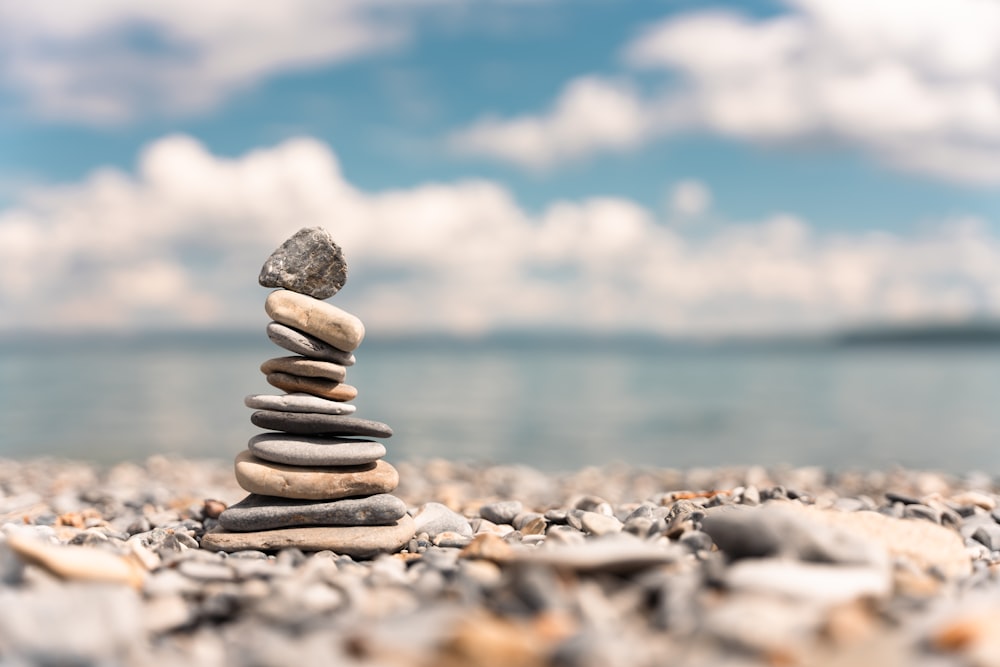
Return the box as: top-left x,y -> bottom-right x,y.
2,334 -> 999,473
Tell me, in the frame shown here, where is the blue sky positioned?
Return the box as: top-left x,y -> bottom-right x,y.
1,0 -> 998,336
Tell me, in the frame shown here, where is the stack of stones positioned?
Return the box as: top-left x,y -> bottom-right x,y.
201,228 -> 416,558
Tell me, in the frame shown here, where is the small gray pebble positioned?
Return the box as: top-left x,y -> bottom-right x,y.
624,516 -> 655,538
411,503 -> 473,539
480,501 -> 523,525
903,504 -> 940,523
972,524 -> 1000,551
580,512 -> 623,536
679,530 -> 714,553
626,505 -> 654,522
566,509 -> 586,531
886,491 -> 922,505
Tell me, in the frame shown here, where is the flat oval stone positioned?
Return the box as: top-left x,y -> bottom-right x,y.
250,411 -> 392,438
201,515 -> 415,557
266,322 -> 355,365
258,227 -> 347,300
234,451 -> 399,499
244,393 -> 357,415
260,356 -> 346,383
266,373 -> 358,401
218,493 -> 407,531
248,433 -> 385,466
265,290 -> 364,352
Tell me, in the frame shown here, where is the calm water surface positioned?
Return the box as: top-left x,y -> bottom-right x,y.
2,336 -> 999,472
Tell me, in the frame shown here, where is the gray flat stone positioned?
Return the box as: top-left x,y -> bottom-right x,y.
266,322 -> 355,365
244,393 -> 357,415
234,451 -> 399,500
248,433 -> 385,466
250,410 -> 392,438
218,493 -> 407,531
201,515 -> 415,557
259,227 -> 347,300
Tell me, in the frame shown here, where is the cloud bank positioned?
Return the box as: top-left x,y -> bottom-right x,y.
452,0 -> 1000,185
1,136 -> 998,337
0,0 -> 451,123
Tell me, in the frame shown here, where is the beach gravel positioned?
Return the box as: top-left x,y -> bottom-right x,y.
4,455 -> 1000,665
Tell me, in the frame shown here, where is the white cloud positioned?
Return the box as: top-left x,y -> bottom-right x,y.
668,180 -> 712,218
2,135 -> 1000,337
448,76 -> 656,170
451,0 -> 1000,185
0,0 -> 450,123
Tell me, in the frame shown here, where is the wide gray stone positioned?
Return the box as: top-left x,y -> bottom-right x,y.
218,493 -> 407,531
259,227 -> 347,300
244,393 -> 357,415
201,515 -> 416,557
250,410 -> 392,438
266,322 -> 355,365
248,433 -> 385,466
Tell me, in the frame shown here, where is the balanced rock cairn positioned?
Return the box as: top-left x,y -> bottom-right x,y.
201,228 -> 416,557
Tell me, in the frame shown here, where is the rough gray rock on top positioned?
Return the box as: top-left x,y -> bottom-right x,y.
259,227 -> 347,300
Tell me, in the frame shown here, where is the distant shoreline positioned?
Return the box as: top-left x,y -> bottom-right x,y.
3,321 -> 1000,350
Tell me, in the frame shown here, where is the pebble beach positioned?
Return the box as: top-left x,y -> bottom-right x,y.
4,456 -> 1000,666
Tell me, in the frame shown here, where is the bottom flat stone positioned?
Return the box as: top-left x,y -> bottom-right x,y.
200,515 -> 415,558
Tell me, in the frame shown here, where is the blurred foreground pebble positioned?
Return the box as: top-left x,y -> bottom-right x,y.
3,456 -> 1000,666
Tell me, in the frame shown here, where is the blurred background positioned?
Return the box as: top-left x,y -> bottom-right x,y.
1,0 -> 998,471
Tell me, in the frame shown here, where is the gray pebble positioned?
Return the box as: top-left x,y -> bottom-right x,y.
266,322 -> 356,365
972,524 -> 1000,551
248,433 -> 385,466
575,496 -> 613,515
580,511 -> 623,536
624,516 -> 655,538
902,504 -> 940,523
679,530 -> 714,553
626,504 -> 654,522
411,503 -> 473,539
251,411 -> 393,438
543,508 -> 568,524
479,500 -> 523,525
